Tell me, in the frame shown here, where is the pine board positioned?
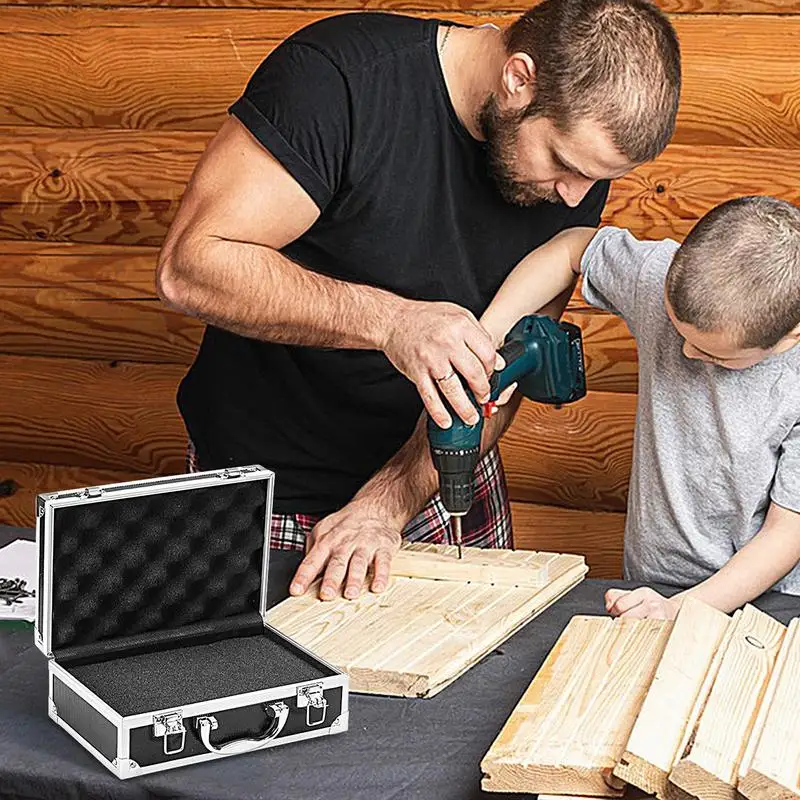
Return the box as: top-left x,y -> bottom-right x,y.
614,597 -> 731,798
669,605 -> 786,800
266,542 -> 587,698
739,617 -> 800,800
481,615 -> 672,797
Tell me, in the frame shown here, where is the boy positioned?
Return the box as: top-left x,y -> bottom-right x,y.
481,196 -> 800,618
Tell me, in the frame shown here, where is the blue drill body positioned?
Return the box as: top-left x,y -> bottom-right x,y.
427,314 -> 587,518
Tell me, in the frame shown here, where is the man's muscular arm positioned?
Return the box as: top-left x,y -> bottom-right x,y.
291,393 -> 522,600
157,117 -> 497,427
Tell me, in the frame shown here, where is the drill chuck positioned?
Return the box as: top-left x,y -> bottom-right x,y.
430,444 -> 480,514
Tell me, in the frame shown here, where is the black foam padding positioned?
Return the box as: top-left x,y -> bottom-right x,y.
66,628 -> 332,716
50,479 -> 268,651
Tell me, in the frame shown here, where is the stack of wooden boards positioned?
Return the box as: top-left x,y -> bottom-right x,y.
482,598 -> 800,800
267,542 -> 587,698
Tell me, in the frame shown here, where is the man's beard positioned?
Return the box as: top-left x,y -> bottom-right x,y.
478,95 -> 561,207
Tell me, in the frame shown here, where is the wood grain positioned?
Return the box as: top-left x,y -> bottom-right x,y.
739,618 -> 800,800
614,597 -> 731,798
3,10 -> 800,149
4,130 -> 797,249
0,460 -> 149,529
1,0 -> 797,12
267,542 -> 587,698
481,615 -> 672,796
501,391 -> 635,512
669,605 -> 786,800
0,243 -> 202,364
510,501 -> 625,579
0,353 -> 187,474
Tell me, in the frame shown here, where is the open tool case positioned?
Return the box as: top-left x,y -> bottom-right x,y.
34,466 -> 348,779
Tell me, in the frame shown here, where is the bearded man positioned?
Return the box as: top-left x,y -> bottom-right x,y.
156,0 -> 681,600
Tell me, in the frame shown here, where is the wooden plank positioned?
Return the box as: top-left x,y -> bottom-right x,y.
481,615 -> 672,796
1,0 -> 797,12
0,460 -> 149,529
0,240 -> 634,384
739,617 -> 800,800
614,598 -> 731,798
390,545 -> 550,587
266,542 -> 587,698
2,9 -> 800,148
501,391 -> 635,512
0,243 -> 202,364
510,501 -> 625,579
669,605 -> 786,800
0,353 -> 187,474
3,130 -> 797,251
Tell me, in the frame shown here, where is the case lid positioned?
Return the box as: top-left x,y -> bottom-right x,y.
34,466 -> 274,658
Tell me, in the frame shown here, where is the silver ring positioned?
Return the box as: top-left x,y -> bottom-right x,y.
434,370 -> 455,383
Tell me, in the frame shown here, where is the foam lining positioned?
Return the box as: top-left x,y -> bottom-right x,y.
66,625 -> 332,716
50,479 -> 268,651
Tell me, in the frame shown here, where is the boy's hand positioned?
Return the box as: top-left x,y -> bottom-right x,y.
605,587 -> 681,620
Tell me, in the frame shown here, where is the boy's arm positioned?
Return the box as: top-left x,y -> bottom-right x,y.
607,502 -> 800,618
480,227 -> 596,342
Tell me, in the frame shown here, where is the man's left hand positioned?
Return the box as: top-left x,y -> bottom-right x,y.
605,587 -> 681,620
289,499 -> 403,601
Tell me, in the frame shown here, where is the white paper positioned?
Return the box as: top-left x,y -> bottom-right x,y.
0,539 -> 37,621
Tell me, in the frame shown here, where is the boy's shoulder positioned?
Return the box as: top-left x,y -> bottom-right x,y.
587,226 -> 681,275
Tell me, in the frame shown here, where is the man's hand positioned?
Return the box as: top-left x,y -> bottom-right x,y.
605,587 -> 681,620
289,499 -> 402,601
383,299 -> 500,429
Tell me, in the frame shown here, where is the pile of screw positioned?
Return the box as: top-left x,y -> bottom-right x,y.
0,577 -> 35,606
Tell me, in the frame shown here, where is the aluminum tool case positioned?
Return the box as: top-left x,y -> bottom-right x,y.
34,466 -> 349,779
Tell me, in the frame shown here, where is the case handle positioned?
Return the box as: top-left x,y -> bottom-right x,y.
196,701 -> 289,756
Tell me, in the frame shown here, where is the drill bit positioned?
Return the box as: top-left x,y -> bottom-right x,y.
451,515 -> 463,559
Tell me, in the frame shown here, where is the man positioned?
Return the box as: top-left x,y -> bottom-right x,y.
156,0 -> 681,601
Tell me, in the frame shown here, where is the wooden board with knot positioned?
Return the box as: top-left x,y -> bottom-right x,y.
265,542 -> 587,698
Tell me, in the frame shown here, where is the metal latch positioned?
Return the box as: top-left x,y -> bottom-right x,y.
297,684 -> 328,727
153,711 -> 186,756
83,487 -> 103,499
221,469 -> 242,479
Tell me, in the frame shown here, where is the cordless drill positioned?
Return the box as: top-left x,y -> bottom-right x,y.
427,315 -> 587,557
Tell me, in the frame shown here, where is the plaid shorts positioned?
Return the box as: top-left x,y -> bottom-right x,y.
186,442 -> 512,551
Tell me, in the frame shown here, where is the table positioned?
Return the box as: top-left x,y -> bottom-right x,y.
1,524 -> 798,800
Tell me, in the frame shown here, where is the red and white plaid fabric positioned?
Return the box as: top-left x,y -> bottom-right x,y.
186,442 -> 512,551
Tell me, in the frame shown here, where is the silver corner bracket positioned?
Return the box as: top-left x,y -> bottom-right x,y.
297,683 -> 328,727
153,711 -> 186,756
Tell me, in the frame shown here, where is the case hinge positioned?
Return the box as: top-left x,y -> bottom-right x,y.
153,711 -> 186,756
221,468 -> 242,479
82,486 -> 104,499
36,495 -> 46,517
297,683 -> 328,727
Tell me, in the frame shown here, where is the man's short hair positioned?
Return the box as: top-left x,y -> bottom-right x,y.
666,196 -> 800,350
506,0 -> 681,163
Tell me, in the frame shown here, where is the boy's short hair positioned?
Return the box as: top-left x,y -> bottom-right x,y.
505,0 -> 681,164
666,196 -> 800,350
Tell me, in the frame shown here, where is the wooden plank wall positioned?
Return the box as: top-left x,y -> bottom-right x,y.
1,0 -> 799,577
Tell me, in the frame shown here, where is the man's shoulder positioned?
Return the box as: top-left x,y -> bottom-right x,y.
285,12 -> 433,75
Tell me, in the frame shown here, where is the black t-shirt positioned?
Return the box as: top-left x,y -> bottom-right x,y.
178,12 -> 609,515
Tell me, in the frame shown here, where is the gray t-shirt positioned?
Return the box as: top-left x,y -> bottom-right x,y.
581,227 -> 800,594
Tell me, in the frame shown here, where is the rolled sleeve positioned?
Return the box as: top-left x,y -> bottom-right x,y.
772,422 -> 800,513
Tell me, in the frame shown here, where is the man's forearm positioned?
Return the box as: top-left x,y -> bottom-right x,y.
158,234 -> 406,351
352,396 -> 522,527
679,505 -> 800,612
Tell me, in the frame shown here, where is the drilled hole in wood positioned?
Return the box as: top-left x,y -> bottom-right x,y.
745,634 -> 765,649
35,230 -> 47,240
656,184 -> 666,193
50,168 -> 62,178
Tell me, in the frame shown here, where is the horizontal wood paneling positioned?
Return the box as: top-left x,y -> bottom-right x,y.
6,133 -> 797,247
501,391 -> 635,512
0,352 -> 634,507
0,1 -> 796,15
510,501 -> 625,578
0,460 -> 149,528
1,10 -> 799,149
0,242 -> 638,390
0,353 -> 187,474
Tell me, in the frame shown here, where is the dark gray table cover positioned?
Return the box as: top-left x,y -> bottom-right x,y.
1,523 -> 798,800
